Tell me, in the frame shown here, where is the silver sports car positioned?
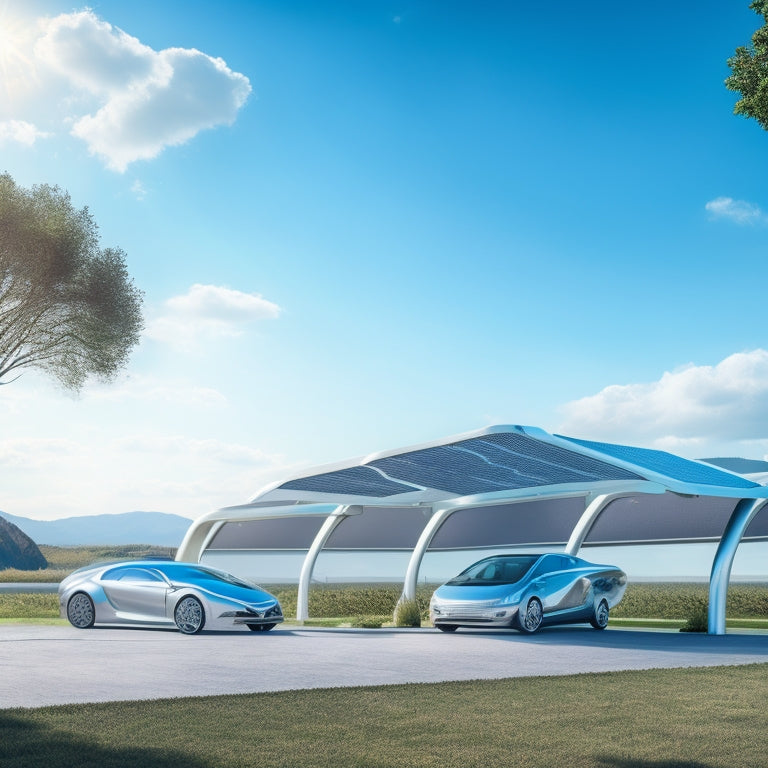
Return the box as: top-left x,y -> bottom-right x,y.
430,553 -> 626,633
59,560 -> 283,634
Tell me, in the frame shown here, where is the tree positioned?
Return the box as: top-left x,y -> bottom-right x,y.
726,1 -> 768,130
0,172 -> 143,391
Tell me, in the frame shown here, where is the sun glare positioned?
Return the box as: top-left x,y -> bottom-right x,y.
0,5 -> 36,98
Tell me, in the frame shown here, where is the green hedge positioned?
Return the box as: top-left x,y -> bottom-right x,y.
280,582 -> 768,621
3,582 -> 768,622
612,583 -> 768,620
0,593 -> 59,618
274,584 -> 434,620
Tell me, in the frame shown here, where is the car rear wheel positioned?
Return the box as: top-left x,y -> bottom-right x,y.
174,596 -> 205,634
436,624 -> 458,632
67,593 -> 95,629
247,623 -> 276,632
590,599 -> 610,630
516,597 -> 543,634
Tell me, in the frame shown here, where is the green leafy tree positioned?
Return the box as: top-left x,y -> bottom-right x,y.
726,1 -> 768,130
0,172 -> 143,391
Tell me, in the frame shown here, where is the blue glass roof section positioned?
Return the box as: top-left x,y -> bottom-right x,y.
556,435 -> 760,490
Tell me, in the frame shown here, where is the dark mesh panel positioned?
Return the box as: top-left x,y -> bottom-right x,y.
585,494 -> 739,543
428,497 -> 586,549
325,506 -> 433,550
745,503 -> 768,538
206,517 -> 326,550
558,435 -> 759,489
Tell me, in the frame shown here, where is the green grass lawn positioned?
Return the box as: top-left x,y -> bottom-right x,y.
1,664 -> 767,768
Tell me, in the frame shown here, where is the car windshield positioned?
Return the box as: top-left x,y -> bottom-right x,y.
166,565 -> 258,590
445,555 -> 540,586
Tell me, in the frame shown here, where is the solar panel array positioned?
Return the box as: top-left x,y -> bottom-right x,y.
556,435 -> 760,490
278,430 -> 644,498
279,465 -> 417,497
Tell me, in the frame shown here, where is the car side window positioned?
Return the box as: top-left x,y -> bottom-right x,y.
529,557 -> 551,578
101,567 -> 163,583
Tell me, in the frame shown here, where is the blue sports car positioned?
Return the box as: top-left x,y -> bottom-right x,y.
430,553 -> 627,633
59,560 -> 283,634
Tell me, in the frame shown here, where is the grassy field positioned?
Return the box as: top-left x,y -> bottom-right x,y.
0,545 -> 176,583
1,664 -> 767,768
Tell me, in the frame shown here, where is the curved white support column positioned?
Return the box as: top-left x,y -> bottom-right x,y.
708,498 -> 768,635
400,506 -> 454,603
296,505 -> 361,621
176,520 -> 219,563
565,492 -> 636,555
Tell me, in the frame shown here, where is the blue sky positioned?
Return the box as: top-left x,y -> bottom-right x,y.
2,0 -> 768,521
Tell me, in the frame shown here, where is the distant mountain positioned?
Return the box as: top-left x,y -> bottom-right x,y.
0,511 -> 193,547
699,457 -> 768,475
0,516 -> 47,570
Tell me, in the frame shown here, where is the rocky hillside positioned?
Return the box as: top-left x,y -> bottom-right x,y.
0,516 -> 47,570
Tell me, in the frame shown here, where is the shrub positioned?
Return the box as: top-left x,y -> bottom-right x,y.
679,597 -> 709,633
393,598 -> 421,627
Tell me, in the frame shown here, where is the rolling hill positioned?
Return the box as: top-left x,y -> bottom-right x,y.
0,510 -> 193,547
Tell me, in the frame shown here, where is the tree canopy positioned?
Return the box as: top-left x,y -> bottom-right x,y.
0,172 -> 143,391
726,1 -> 768,130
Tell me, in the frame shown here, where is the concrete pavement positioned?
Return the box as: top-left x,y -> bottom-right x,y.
2,623 -> 768,709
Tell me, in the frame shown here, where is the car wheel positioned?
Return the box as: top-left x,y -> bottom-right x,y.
590,599 -> 610,630
67,593 -> 95,629
174,596 -> 205,634
247,623 -> 276,632
517,597 -> 543,634
436,624 -> 458,632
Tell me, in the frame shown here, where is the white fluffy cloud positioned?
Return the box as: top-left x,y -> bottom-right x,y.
145,284 -> 281,347
558,350 -> 768,453
0,119 -> 49,145
705,196 -> 767,225
30,9 -> 251,171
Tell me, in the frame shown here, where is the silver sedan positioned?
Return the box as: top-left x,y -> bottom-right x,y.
59,560 -> 283,634
430,553 -> 626,633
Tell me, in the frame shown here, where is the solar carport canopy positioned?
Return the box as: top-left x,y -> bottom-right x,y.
176,425 -> 768,634
257,425 -> 762,504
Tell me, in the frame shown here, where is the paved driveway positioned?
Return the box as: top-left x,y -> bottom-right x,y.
2,624 -> 768,709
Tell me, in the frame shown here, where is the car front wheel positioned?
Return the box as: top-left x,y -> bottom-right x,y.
516,597 -> 543,634
590,599 -> 610,630
436,624 -> 458,632
174,596 -> 205,634
67,593 -> 95,629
